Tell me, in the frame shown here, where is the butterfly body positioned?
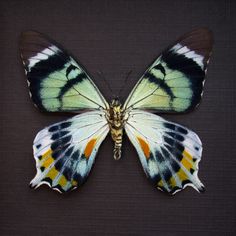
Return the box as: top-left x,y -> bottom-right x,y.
20,28 -> 213,194
107,99 -> 124,160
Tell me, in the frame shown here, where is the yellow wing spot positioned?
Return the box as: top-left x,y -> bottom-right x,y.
46,167 -> 59,179
183,150 -> 193,162
177,169 -> 188,181
59,175 -> 67,187
84,138 -> 97,159
137,137 -> 150,159
72,180 -> 78,186
181,157 -> 193,171
42,156 -> 54,168
169,176 -> 176,187
41,149 -> 52,160
158,180 -> 164,187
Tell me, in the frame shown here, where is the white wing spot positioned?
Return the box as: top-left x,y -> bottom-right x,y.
77,159 -> 87,177
28,45 -> 59,71
148,159 -> 159,178
173,44 -> 204,69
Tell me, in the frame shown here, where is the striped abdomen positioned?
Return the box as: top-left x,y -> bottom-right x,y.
111,128 -> 123,160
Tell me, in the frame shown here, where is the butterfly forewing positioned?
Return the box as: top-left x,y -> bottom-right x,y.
123,28 -> 213,112
124,110 -> 204,194
20,31 -> 108,112
30,111 -> 109,193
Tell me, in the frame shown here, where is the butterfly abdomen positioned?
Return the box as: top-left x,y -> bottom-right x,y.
111,128 -> 123,160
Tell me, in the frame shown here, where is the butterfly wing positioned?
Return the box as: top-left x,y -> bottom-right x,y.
30,111 -> 109,193
20,31 -> 108,112
124,110 -> 204,194
123,28 -> 213,112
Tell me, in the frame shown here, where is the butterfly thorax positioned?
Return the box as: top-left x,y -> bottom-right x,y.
106,99 -> 124,160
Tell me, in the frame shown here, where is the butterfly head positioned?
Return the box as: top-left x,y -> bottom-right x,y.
110,97 -> 122,108
109,98 -> 123,126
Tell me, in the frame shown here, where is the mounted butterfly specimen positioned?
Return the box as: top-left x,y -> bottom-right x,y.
20,28 -> 213,194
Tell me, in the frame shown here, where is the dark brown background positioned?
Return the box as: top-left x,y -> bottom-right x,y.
1,0 -> 235,235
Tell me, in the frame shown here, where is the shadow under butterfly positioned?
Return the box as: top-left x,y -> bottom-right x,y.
20,28 -> 213,194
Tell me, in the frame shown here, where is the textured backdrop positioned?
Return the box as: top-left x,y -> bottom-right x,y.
0,0 -> 235,235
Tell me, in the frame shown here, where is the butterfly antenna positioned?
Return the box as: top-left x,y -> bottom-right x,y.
118,70 -> 132,98
97,70 -> 114,95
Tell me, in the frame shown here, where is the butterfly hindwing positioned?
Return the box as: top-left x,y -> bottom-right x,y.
123,28 -> 213,112
124,110 -> 204,194
30,111 -> 109,193
20,31 -> 108,112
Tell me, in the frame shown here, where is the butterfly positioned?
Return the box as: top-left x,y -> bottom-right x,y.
20,28 -> 213,194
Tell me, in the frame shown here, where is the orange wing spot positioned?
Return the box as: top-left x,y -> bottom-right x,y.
183,150 -> 193,162
137,137 -> 150,159
84,139 -> 97,159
